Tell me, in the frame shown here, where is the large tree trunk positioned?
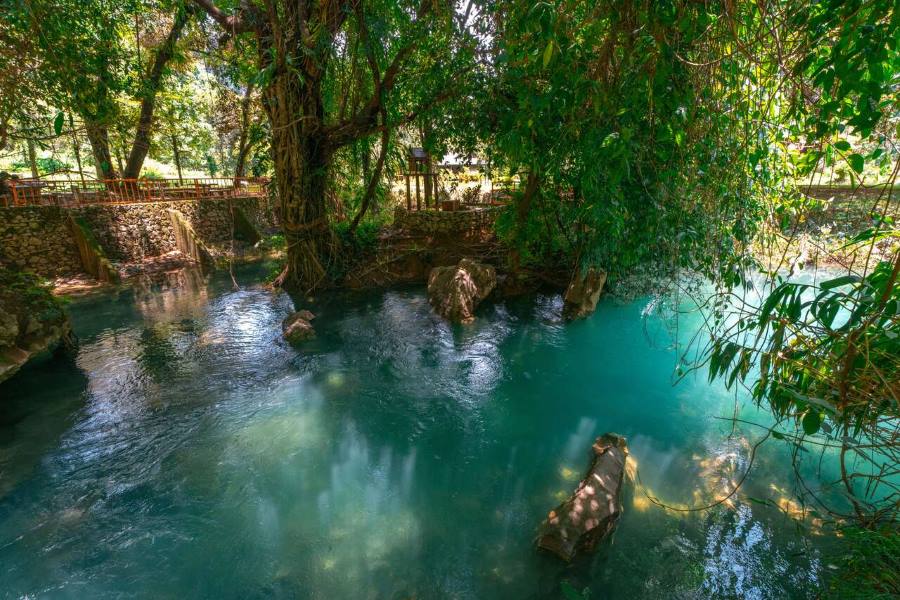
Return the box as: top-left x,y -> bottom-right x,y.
234,85 -> 253,179
264,68 -> 334,293
85,121 -> 119,180
122,6 -> 193,179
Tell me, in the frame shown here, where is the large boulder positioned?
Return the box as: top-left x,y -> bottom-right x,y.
427,258 -> 496,323
0,269 -> 74,385
536,433 -> 628,562
563,268 -> 607,320
282,310 -> 315,345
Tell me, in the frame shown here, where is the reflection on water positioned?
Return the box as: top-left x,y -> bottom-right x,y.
0,267 -> 834,598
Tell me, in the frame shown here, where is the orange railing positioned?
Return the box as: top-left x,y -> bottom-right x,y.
1,177 -> 269,208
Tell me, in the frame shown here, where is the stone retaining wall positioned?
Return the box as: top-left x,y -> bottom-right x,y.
393,206 -> 502,235
0,196 -> 276,277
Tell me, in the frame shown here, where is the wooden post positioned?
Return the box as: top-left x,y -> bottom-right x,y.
423,157 -> 432,208
405,173 -> 411,210
415,171 -> 421,211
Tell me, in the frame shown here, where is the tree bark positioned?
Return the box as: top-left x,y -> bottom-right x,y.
234,85 -> 254,179
69,114 -> 85,185
123,6 -> 193,179
265,58 -> 335,293
85,121 -> 119,179
171,134 -> 183,183
26,138 -> 38,178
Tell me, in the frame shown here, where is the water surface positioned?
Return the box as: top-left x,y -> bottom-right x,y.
0,267 -> 832,598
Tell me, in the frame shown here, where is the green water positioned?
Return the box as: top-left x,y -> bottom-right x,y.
0,267 -> 832,599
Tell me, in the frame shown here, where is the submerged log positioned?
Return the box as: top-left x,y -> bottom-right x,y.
536,433 -> 628,561
427,258 -> 496,323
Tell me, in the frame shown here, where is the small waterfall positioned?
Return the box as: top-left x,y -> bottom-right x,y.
167,208 -> 214,269
67,216 -> 119,283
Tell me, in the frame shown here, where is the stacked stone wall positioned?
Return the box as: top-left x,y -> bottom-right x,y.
393,206 -> 501,235
0,196 -> 276,277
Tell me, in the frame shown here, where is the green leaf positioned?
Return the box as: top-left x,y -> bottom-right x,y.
847,153 -> 864,174
53,111 -> 65,136
802,411 -> 822,435
542,41 -> 554,68
561,580 -> 588,600
821,274 -> 860,290
833,140 -> 851,151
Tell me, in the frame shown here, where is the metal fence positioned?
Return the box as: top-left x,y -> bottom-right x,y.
0,177 -> 270,208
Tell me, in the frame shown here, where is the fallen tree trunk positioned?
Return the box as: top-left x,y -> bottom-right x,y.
536,433 -> 628,561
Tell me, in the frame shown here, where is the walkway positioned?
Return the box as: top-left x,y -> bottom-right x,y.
0,177 -> 269,208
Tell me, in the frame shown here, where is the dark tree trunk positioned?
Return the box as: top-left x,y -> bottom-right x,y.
123,6 -> 193,179
234,85 -> 254,179
171,134 -> 183,183
511,172 -> 540,270
350,111 -> 390,234
264,61 -> 334,293
69,114 -> 85,185
85,121 -> 119,179
26,138 -> 38,178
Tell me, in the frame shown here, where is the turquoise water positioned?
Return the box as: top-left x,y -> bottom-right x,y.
0,267 -> 833,599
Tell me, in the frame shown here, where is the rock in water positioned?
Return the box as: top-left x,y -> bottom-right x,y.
282,311 -> 315,345
0,269 -> 74,384
536,433 -> 628,561
563,268 -> 607,320
427,258 -> 496,323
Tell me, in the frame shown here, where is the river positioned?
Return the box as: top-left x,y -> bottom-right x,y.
0,266 -> 834,598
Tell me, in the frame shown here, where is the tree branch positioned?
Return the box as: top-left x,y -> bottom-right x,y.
190,0 -> 252,33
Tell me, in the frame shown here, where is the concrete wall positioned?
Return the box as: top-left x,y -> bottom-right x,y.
0,196 -> 276,277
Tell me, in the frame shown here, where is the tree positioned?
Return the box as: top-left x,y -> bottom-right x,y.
8,0 -> 196,180
192,0 -> 481,292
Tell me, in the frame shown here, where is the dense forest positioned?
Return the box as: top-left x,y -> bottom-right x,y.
0,0 -> 898,597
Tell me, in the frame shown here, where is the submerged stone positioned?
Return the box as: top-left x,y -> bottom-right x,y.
563,268 -> 607,320
427,258 -> 496,323
536,433 -> 628,561
282,310 -> 315,345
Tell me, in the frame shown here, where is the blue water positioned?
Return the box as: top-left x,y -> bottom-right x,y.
0,267 -> 832,598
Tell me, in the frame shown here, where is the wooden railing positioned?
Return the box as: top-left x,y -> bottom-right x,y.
0,177 -> 270,208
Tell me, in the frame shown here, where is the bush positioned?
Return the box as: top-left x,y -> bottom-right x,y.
140,167 -> 164,180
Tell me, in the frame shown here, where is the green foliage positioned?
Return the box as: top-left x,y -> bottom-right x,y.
480,0 -> 766,282
827,527 -> 900,599
10,157 -> 72,176
140,167 -> 164,180
0,269 -> 66,326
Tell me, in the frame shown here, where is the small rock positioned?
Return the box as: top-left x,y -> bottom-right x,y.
282,311 -> 315,345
